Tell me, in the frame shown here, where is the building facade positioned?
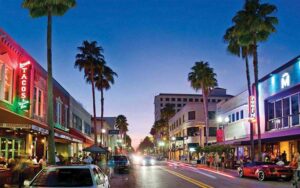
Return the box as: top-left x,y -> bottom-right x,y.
168,88 -> 233,160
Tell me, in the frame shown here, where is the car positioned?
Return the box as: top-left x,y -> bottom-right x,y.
141,156 -> 156,166
23,164 -> 110,188
110,155 -> 130,172
237,161 -> 293,181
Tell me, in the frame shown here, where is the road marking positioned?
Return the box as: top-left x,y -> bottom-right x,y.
160,167 -> 214,188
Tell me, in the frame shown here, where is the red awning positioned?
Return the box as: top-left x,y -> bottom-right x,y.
69,128 -> 94,146
54,128 -> 83,143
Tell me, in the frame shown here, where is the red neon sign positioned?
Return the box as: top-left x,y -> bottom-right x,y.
19,61 -> 31,110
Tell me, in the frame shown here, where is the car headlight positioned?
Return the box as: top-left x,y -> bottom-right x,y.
150,159 -> 155,165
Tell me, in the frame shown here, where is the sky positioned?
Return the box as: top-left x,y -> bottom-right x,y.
1,0 -> 300,149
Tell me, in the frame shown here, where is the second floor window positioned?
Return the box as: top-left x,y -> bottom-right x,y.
33,87 -> 44,117
188,111 -> 196,120
73,114 -> 82,131
56,99 -> 62,125
0,63 -> 13,103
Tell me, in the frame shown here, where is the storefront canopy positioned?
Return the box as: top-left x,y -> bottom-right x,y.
69,128 -> 94,146
83,145 -> 109,154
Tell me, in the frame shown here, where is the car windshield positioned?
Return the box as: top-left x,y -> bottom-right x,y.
113,156 -> 127,161
31,168 -> 93,187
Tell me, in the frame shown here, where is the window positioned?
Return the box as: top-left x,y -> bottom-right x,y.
275,100 -> 282,128
240,110 -> 244,119
187,127 -> 199,136
208,99 -> 211,102
232,113 -> 235,122
177,98 -> 181,102
291,94 -> 299,126
84,123 -> 91,135
64,106 -> 68,127
171,98 -> 175,101
177,104 -> 181,107
209,127 -> 217,136
228,115 -> 231,123
72,114 -> 82,131
218,99 -> 222,102
160,98 -> 163,101
183,98 -> 187,102
166,98 -> 169,101
0,63 -> 13,103
195,98 -> 199,102
183,115 -> 185,122
33,87 -> 44,117
189,98 -> 193,102
188,111 -> 196,120
201,99 -> 203,102
208,111 -> 216,120
212,99 -> 216,102
236,112 -> 239,121
56,99 -> 62,124
282,98 -> 290,128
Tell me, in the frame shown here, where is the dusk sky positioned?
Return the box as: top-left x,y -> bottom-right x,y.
1,0 -> 300,148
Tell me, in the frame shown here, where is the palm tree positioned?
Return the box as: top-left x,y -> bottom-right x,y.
75,41 -> 103,145
232,0 -> 278,161
94,61 -> 117,145
22,0 -> 76,165
188,62 -> 217,145
161,104 -> 175,121
224,25 -> 255,160
115,115 -> 129,142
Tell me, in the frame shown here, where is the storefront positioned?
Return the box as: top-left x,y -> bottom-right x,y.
257,55 -> 300,161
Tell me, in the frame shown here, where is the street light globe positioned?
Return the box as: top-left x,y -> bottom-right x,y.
101,129 -> 106,133
159,141 -> 165,146
217,116 -> 223,123
224,117 -> 230,123
171,136 -> 176,141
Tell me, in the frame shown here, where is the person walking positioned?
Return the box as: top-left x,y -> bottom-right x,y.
215,153 -> 220,171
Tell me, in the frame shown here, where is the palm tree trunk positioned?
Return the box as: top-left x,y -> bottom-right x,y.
100,84 -> 104,146
46,10 -> 56,165
202,90 -> 209,145
253,43 -> 262,161
245,55 -> 255,161
91,70 -> 97,145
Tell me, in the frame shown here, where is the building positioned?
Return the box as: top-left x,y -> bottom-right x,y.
154,88 -> 231,121
216,90 -> 251,160
69,96 -> 94,155
256,55 -> 300,161
0,29 -> 91,161
168,88 -> 233,160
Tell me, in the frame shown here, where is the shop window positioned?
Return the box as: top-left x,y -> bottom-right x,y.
33,87 -> 44,117
188,111 -> 196,120
291,94 -> 299,126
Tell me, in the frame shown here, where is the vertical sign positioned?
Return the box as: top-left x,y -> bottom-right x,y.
216,129 -> 224,142
19,61 -> 31,110
281,72 -> 290,89
249,96 -> 256,121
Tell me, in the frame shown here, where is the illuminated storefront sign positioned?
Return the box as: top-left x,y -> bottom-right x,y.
18,61 -> 31,110
249,96 -> 256,122
281,72 -> 290,89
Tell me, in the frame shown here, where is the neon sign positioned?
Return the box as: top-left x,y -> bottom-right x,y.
281,72 -> 290,89
249,96 -> 256,122
18,61 -> 31,110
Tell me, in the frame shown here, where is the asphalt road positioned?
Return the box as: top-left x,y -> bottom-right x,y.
110,161 -> 293,188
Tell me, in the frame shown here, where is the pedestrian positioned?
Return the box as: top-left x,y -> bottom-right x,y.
282,151 -> 287,163
221,152 -> 226,169
214,153 -> 220,171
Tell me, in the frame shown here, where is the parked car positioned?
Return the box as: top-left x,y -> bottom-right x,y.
110,155 -> 130,172
23,164 -> 110,188
141,156 -> 156,166
237,161 -> 293,181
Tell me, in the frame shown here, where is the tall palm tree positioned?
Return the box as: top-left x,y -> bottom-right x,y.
75,41 -> 103,145
115,115 -> 129,142
188,62 -> 217,145
94,62 -> 117,145
224,25 -> 255,160
161,104 -> 175,121
22,0 -> 76,165
233,0 -> 278,161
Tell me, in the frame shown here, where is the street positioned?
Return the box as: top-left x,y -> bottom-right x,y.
111,161 -> 292,188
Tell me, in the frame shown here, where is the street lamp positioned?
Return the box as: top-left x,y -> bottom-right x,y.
101,129 -> 106,133
217,116 -> 223,123
171,136 -> 176,141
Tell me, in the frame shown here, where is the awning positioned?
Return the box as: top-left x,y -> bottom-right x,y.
54,128 -> 83,143
69,128 -> 94,146
0,106 -> 49,131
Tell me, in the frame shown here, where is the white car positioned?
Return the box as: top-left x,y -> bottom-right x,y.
24,164 -> 110,188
